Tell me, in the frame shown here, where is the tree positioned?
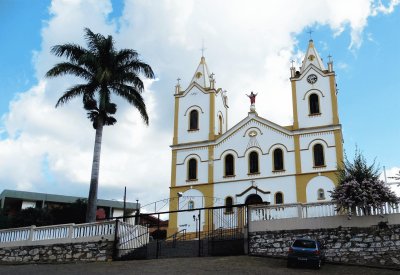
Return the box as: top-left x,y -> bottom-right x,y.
11,208 -> 53,228
46,28 -> 155,222
330,149 -> 399,218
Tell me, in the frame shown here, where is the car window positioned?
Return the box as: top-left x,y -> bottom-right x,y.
292,240 -> 316,248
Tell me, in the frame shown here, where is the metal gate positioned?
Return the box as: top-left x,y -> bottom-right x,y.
113,204 -> 248,260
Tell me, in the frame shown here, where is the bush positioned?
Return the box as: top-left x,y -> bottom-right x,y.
330,149 -> 399,218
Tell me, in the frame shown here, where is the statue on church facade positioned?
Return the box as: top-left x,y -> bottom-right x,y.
246,91 -> 258,105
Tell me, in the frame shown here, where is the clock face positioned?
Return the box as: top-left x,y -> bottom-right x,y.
307,74 -> 318,84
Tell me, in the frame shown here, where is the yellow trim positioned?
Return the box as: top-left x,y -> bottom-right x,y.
274,191 -> 284,204
294,135 -> 301,174
173,97 -> 179,145
209,92 -> 215,140
208,145 -> 214,183
334,129 -> 344,168
171,150 -> 177,187
291,80 -> 299,129
329,75 -> 339,124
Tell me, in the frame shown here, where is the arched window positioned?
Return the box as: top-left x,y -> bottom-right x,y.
188,200 -> 194,210
309,93 -> 320,115
317,189 -> 325,200
218,115 -> 223,134
188,158 -> 197,180
313,144 -> 325,167
275,192 -> 284,204
249,151 -> 259,174
225,197 -> 233,213
273,148 -> 284,171
225,154 -> 235,177
189,110 -> 199,130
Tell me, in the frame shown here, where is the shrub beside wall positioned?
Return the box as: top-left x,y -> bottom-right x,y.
249,224 -> 400,267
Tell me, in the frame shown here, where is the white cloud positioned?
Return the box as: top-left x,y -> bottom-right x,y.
0,0 -> 399,208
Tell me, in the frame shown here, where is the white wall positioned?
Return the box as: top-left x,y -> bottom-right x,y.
21,201 -> 36,209
177,188 -> 205,233
306,176 -> 335,202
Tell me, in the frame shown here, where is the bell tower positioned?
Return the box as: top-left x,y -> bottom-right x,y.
172,56 -> 229,146
290,39 -> 339,130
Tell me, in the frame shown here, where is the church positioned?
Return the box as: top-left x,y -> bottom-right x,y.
168,40 -> 343,234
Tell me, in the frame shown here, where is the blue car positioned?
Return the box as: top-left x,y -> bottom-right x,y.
287,238 -> 324,269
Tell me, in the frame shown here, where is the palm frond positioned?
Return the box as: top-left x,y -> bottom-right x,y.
111,83 -> 149,124
50,44 -> 87,62
56,84 -> 96,107
121,60 -> 155,79
45,62 -> 93,80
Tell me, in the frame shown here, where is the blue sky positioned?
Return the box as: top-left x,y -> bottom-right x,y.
0,0 -> 399,205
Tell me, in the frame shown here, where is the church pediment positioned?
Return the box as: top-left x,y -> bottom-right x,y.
215,113 -> 293,146
179,82 -> 213,97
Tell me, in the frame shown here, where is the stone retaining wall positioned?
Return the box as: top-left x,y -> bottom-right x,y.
0,240 -> 113,264
249,224 -> 400,267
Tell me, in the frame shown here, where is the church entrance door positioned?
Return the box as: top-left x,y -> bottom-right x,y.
245,194 -> 263,205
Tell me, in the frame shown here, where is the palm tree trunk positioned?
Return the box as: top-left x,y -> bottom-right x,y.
86,120 -> 104,222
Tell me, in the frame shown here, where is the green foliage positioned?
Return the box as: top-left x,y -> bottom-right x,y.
51,199 -> 87,225
11,208 -> 53,228
337,149 -> 380,184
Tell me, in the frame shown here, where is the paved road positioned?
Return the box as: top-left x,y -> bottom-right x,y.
1,256 -> 399,275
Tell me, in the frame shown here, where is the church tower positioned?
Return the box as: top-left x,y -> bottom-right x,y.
290,39 -> 343,202
290,39 -> 339,129
172,56 -> 229,146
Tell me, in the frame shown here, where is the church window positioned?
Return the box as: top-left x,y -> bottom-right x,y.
273,148 -> 284,171
218,115 -> 223,134
225,154 -> 235,177
188,158 -> 197,180
275,192 -> 284,204
188,200 -> 194,210
317,189 -> 325,200
249,151 -> 259,174
225,196 -> 233,213
309,93 -> 320,115
189,110 -> 199,130
313,144 -> 325,167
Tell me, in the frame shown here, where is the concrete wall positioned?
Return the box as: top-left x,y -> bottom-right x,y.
249,217 -> 400,268
0,240 -> 113,264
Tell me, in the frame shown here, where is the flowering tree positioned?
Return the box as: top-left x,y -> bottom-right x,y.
330,150 -> 399,218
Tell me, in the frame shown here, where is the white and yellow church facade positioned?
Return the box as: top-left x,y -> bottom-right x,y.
168,40 -> 343,235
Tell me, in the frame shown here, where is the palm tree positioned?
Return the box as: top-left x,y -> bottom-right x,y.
46,28 -> 155,222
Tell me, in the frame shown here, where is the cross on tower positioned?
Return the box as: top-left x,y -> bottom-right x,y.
200,40 -> 207,57
328,54 -> 332,62
290,59 -> 295,68
177,78 -> 181,85
307,29 -> 314,40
